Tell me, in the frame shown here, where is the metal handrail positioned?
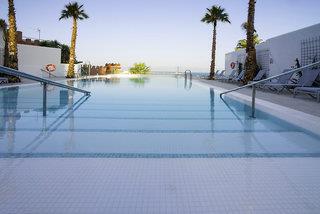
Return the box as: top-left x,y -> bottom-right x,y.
219,61 -> 320,117
0,65 -> 91,116
0,66 -> 90,95
184,71 -> 192,91
185,70 -> 192,76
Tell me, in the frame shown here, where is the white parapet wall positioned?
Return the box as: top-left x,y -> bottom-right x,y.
17,44 -> 64,78
225,23 -> 320,77
57,63 -> 82,77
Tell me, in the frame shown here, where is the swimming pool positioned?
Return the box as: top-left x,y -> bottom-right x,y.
0,75 -> 319,158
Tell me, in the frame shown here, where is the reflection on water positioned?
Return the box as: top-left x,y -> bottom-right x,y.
0,82 -> 89,154
184,74 -> 192,90
77,77 -> 122,88
105,78 -> 120,85
129,77 -> 150,87
209,88 -> 215,132
0,87 -> 20,152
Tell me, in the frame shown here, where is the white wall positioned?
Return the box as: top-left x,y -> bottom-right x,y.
17,44 -> 62,77
225,23 -> 320,77
225,50 -> 245,75
56,63 -> 82,77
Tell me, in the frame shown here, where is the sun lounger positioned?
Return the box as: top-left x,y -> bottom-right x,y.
228,70 -> 244,82
217,70 -> 237,81
215,70 -> 223,78
236,70 -> 245,82
293,87 -> 320,102
258,69 -> 295,92
265,68 -> 320,92
253,69 -> 267,81
0,77 -> 8,84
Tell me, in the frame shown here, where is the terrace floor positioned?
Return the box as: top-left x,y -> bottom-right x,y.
1,158 -> 320,214
198,79 -> 320,117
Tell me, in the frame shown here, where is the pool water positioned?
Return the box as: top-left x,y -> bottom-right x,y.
0,75 -> 320,158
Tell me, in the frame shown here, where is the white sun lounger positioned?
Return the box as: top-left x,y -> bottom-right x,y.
253,69 -> 267,81
293,87 -> 320,102
218,70 -> 237,81
0,77 -> 8,84
261,68 -> 320,92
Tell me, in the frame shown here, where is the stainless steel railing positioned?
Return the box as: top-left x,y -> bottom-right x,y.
0,65 -> 91,116
219,61 -> 320,117
184,70 -> 192,90
184,70 -> 192,76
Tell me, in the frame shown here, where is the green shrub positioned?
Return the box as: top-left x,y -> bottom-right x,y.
129,63 -> 151,74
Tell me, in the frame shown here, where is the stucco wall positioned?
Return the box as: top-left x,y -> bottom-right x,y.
225,23 -> 320,77
17,44 -> 62,77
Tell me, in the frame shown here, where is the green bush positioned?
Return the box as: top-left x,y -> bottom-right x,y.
129,63 -> 151,74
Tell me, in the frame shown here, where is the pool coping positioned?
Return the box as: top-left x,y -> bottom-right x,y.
195,80 -> 320,136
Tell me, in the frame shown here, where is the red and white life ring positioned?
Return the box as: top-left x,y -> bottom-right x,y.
45,64 -> 56,72
230,62 -> 236,69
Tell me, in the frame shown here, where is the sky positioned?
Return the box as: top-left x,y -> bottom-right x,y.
1,0 -> 320,71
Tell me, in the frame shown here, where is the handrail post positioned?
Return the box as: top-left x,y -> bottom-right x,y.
251,85 -> 256,118
43,83 -> 47,116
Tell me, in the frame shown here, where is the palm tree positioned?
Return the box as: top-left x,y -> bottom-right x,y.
235,34 -> 262,50
244,0 -> 259,84
8,0 -> 18,69
201,5 -> 230,79
235,21 -> 262,50
59,2 -> 89,78
6,0 -> 20,82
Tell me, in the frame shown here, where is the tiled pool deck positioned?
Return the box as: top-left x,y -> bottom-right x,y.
1,158 -> 320,213
199,79 -> 320,117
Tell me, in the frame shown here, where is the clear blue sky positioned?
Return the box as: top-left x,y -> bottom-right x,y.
1,0 -> 320,71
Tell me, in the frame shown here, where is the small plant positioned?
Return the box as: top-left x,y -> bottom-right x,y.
129,63 -> 151,74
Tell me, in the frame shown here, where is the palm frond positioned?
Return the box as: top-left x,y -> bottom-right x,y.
59,2 -> 89,21
201,5 -> 231,25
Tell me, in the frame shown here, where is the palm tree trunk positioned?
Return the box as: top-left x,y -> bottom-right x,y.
244,0 -> 258,84
3,29 -> 9,67
7,0 -> 20,82
209,23 -> 217,79
8,0 -> 18,69
67,18 -> 77,78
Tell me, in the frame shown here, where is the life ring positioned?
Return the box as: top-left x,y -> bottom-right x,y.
230,62 -> 236,69
46,64 -> 56,72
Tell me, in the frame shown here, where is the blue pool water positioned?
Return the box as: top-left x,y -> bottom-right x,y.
0,75 -> 320,158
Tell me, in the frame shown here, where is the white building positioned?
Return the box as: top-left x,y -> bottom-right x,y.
225,23 -> 320,77
0,30 -> 80,78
